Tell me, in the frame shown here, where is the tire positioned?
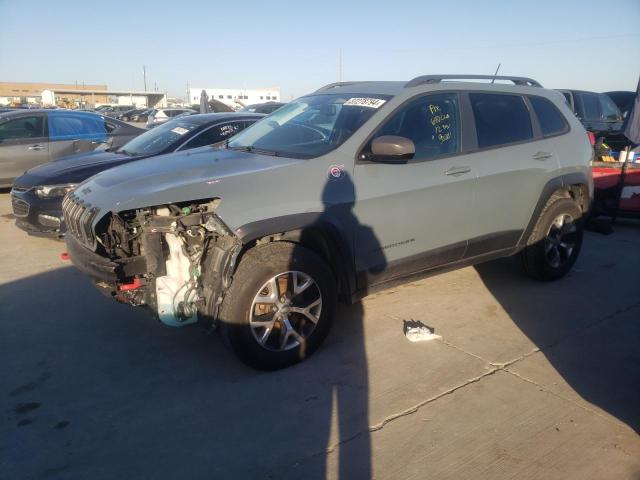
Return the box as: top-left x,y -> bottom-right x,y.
217,242 -> 336,370
521,196 -> 584,281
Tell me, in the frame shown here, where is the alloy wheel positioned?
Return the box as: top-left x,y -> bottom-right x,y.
544,213 -> 577,269
249,271 -> 322,351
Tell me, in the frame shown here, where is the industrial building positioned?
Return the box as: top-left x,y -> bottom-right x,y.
189,87 -> 281,109
0,81 -> 167,109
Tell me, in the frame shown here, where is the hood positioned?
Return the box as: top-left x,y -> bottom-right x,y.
15,150 -> 136,187
73,146 -> 302,227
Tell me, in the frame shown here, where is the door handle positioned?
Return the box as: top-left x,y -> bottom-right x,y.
533,151 -> 553,161
445,166 -> 471,176
28,144 -> 45,151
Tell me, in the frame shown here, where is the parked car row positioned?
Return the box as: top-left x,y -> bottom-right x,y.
45,74 -> 594,370
0,109 -> 144,187
10,112 -> 263,236
145,108 -> 197,128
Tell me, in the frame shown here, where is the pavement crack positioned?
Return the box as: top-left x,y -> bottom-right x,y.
503,368 -> 632,431
367,367 -> 500,433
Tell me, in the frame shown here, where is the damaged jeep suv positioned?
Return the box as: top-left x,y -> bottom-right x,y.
64,75 -> 593,369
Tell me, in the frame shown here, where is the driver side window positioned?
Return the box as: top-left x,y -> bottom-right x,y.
368,93 -> 460,161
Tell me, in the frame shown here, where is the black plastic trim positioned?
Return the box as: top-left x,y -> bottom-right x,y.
65,233 -> 118,283
517,172 -> 591,247
235,213 -> 356,298
465,230 -> 523,258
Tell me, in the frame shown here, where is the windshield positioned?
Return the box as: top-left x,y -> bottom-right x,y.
227,93 -> 391,158
119,118 -> 200,156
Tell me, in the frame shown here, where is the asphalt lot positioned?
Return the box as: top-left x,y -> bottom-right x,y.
1,190 -> 639,480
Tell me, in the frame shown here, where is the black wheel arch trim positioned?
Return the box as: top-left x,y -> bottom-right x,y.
518,172 -> 591,248
235,213 -> 356,300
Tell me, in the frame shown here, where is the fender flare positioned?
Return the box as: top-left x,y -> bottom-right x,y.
234,213 -> 357,299
518,172 -> 592,248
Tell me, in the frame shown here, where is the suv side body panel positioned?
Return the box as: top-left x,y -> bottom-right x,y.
65,81 -> 592,303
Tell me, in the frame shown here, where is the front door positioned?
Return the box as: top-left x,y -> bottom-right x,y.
0,114 -> 49,185
352,92 -> 476,289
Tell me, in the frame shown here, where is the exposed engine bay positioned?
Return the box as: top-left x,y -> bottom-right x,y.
94,199 -> 240,327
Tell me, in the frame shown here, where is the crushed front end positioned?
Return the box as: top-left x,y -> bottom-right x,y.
63,193 -> 241,327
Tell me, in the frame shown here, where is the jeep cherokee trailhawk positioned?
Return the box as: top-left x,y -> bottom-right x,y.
64,75 -> 593,369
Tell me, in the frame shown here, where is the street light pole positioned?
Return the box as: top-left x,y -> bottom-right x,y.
143,65 -> 147,91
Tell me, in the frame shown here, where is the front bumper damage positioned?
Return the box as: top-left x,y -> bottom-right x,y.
64,199 -> 241,328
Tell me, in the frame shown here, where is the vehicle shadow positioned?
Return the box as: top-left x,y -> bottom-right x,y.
475,229 -> 640,433
0,174 -> 382,479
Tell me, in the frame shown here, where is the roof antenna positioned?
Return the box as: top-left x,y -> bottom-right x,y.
491,63 -> 501,84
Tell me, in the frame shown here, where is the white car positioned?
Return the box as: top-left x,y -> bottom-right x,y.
146,108 -> 196,128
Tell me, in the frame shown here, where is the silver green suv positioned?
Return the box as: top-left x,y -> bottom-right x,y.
64,75 -> 593,369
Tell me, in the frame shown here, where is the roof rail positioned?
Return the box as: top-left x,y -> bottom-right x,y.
314,81 -> 373,93
405,75 -> 542,88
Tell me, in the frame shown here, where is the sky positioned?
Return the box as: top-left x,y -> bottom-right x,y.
1,0 -> 639,101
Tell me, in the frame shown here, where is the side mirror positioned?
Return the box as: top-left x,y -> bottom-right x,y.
370,135 -> 415,164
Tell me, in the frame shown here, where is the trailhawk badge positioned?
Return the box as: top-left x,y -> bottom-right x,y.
327,164 -> 346,180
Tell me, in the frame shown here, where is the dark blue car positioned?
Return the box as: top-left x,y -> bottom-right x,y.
11,112 -> 263,237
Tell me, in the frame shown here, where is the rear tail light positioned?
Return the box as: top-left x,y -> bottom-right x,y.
588,131 -> 596,146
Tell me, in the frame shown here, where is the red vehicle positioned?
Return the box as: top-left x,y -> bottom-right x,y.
592,160 -> 640,217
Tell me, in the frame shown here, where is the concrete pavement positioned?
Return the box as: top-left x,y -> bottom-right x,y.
0,191 -> 638,479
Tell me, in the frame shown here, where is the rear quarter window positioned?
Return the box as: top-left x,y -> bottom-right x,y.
576,92 -> 601,121
469,93 -> 533,148
528,96 -> 569,137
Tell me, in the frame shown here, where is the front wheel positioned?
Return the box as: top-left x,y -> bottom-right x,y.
521,196 -> 584,281
217,242 -> 336,370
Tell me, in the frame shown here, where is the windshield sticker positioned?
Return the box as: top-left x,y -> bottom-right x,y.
344,98 -> 386,109
171,127 -> 189,135
220,124 -> 239,137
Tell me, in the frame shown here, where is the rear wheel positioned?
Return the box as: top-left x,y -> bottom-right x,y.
217,242 -> 336,370
521,196 -> 584,281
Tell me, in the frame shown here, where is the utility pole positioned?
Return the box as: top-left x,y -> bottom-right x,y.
339,49 -> 343,82
143,65 -> 147,91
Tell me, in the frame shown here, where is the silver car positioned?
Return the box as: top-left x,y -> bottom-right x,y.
146,108 -> 197,128
65,74 -> 593,369
0,109 -> 144,187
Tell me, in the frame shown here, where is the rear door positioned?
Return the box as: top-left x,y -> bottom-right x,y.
48,112 -> 109,159
464,92 -> 561,257
0,113 -> 49,185
352,92 -> 476,287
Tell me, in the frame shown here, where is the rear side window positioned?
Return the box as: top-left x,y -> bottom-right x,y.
371,92 -> 460,160
528,96 -> 568,137
0,116 -> 45,140
577,92 -> 601,121
599,94 -> 621,122
470,93 -> 533,148
49,114 -> 107,141
183,121 -> 245,149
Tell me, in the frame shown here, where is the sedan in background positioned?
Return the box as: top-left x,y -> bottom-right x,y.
0,109 -> 144,187
10,112 -> 263,236
240,102 -> 285,114
556,89 -> 627,150
146,108 -> 197,128
116,108 -> 148,122
605,91 -> 636,119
